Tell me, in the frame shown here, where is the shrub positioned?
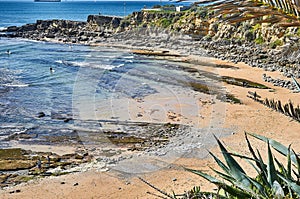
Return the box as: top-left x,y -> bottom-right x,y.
255,36 -> 264,44
185,133 -> 300,198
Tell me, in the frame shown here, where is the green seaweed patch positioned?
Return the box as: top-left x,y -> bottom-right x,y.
0,160 -> 36,171
221,76 -> 269,89
107,135 -> 145,145
0,148 -> 25,160
215,64 -> 239,69
189,82 -> 210,94
217,93 -> 242,104
14,175 -> 35,183
0,149 -> 36,171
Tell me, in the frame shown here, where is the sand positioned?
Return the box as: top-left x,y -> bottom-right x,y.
1,49 -> 300,199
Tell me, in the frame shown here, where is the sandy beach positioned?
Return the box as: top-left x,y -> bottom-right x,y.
1,38 -> 300,198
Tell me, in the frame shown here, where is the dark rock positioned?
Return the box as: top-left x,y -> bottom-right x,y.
37,112 -> 45,118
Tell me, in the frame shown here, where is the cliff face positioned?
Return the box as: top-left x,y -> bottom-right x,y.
4,7 -> 300,50
116,8 -> 300,49
87,15 -> 121,32
117,10 -> 210,37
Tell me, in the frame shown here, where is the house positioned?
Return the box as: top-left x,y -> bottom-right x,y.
176,6 -> 191,12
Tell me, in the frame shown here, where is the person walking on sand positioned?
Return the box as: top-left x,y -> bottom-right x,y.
37,159 -> 42,170
47,155 -> 50,164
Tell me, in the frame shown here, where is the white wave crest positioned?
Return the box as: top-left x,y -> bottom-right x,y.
56,60 -> 126,70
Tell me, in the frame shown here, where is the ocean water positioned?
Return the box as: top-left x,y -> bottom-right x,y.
0,37 -> 211,147
0,1 -> 187,28
0,1 -> 204,149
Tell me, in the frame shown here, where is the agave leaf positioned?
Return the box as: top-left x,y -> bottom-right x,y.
185,168 -> 222,184
227,152 -> 257,162
244,132 -> 269,180
292,149 -> 300,179
275,157 -> 287,176
274,156 -> 293,194
257,148 -> 271,188
287,145 -> 292,179
245,132 -> 259,161
278,173 -> 300,195
214,135 -> 254,190
210,167 -> 236,183
208,151 -> 230,174
244,174 -> 269,198
267,141 -> 278,185
248,132 -> 298,164
220,183 -> 253,198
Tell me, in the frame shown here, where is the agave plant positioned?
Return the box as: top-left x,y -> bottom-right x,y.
174,0 -> 300,27
185,133 -> 300,198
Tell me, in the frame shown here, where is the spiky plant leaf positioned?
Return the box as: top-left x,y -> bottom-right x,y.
256,148 -> 271,188
275,157 -> 289,178
287,145 -> 292,179
278,173 -> 300,195
274,156 -> 294,196
210,167 -> 236,183
242,172 -> 269,197
185,168 -> 222,184
214,135 -> 247,176
208,151 -> 230,175
248,132 -> 298,164
185,168 -> 253,198
267,141 -> 278,185
292,149 -> 300,180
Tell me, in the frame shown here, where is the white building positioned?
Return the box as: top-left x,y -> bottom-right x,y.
176,6 -> 191,12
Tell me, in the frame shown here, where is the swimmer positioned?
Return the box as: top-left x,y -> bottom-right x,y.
50,67 -> 55,73
6,50 -> 11,55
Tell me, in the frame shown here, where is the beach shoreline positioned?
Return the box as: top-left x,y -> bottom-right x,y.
0,34 -> 300,198
1,19 -> 300,198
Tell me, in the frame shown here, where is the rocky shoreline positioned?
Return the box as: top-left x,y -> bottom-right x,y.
1,8 -> 300,190
2,11 -> 300,92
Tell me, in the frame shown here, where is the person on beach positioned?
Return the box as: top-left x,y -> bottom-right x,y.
47,155 -> 50,164
37,159 -> 42,170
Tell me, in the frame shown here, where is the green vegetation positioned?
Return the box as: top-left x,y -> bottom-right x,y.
184,133 -> 300,198
252,23 -> 262,31
270,39 -> 283,49
221,76 -> 270,89
158,18 -> 172,28
0,148 -> 36,171
173,0 -> 300,27
255,36 -> 264,44
141,133 -> 300,198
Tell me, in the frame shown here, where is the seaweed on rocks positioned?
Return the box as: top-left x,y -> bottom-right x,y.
221,76 -> 270,89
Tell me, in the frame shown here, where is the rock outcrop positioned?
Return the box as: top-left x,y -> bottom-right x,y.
2,15 -> 122,43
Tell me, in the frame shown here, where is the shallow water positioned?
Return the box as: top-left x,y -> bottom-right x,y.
0,38 -> 221,148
